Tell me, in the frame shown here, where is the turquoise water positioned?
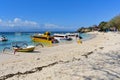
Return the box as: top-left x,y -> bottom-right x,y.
0,32 -> 93,52
0,32 -> 34,52
80,33 -> 95,41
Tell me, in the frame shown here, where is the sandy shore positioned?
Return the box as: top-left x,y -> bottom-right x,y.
0,31 -> 120,80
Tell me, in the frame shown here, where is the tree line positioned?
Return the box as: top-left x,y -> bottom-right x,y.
77,14 -> 120,33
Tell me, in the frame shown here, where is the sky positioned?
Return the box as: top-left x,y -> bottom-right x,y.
0,0 -> 120,32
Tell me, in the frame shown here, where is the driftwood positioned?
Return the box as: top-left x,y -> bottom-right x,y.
82,51 -> 93,58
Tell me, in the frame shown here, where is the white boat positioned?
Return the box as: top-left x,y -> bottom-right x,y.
0,35 -> 8,41
53,33 -> 72,41
66,33 -> 82,40
66,33 -> 79,36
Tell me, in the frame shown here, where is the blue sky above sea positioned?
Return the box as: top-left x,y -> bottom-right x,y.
0,0 -> 120,32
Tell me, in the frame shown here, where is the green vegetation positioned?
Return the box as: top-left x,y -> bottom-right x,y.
98,21 -> 107,32
108,15 -> 120,31
77,14 -> 120,33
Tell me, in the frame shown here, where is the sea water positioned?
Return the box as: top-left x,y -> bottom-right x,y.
0,32 -> 34,52
0,32 -> 93,53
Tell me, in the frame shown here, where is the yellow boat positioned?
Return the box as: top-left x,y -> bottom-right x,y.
3,42 -> 35,54
31,32 -> 58,46
16,46 -> 35,52
12,41 -> 35,52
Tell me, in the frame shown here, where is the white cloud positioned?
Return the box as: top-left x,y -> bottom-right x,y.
0,19 -> 2,23
14,18 -> 21,23
0,18 -> 66,29
24,20 -> 38,26
0,18 -> 73,31
0,19 -> 2,24
44,23 -> 65,29
0,18 -> 39,27
44,23 -> 58,28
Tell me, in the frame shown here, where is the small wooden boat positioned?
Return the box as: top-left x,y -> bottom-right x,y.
12,41 -> 35,52
3,42 -> 36,54
16,46 -> 35,52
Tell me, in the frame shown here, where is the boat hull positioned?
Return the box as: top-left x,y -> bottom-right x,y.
17,47 -> 35,52
31,37 -> 52,46
0,39 -> 8,42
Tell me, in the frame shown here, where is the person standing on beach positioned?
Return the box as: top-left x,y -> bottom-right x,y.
76,34 -> 82,44
76,34 -> 79,40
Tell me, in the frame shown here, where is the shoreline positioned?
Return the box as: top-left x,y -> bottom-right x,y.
0,32 -> 95,53
0,31 -> 120,80
82,32 -> 97,41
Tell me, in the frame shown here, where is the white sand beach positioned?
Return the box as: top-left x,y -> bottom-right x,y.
0,31 -> 120,80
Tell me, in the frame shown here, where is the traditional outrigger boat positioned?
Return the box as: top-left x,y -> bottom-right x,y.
13,45 -> 35,52
3,41 -> 35,54
12,41 -> 35,52
31,32 -> 59,46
